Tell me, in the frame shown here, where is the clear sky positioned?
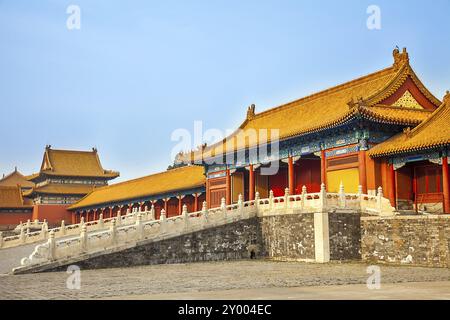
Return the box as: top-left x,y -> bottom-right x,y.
0,0 -> 449,182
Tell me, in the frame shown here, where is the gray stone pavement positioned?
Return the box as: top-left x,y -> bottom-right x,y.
1,260 -> 449,300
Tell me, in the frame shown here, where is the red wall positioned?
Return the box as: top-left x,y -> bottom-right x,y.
32,205 -> 72,227
0,211 -> 33,231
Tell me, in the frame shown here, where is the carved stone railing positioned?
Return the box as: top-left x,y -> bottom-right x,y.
12,183 -> 396,272
0,206 -> 157,250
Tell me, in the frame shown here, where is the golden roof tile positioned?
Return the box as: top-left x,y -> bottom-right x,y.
68,165 -> 206,210
0,169 -> 35,188
369,92 -> 450,157
0,186 -> 33,209
35,146 -> 119,179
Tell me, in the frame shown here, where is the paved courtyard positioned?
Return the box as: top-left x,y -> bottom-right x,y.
1,260 -> 450,300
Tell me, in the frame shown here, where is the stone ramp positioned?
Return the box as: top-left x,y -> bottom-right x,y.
0,242 -> 45,274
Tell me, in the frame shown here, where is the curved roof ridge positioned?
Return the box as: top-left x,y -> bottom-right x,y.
253,66 -> 395,120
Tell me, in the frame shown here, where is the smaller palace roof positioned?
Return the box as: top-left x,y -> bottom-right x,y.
22,184 -> 97,197
369,91 -> 450,157
0,186 -> 33,209
68,165 -> 206,210
0,168 -> 35,189
32,146 -> 119,180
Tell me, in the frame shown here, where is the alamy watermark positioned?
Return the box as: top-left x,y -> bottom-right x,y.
366,265 -> 381,290
66,5 -> 81,30
66,265 -> 81,290
171,121 -> 281,175
366,5 -> 381,30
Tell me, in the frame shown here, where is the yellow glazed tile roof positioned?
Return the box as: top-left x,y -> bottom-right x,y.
0,169 -> 35,188
68,165 -> 206,210
184,49 -> 441,162
369,92 -> 450,157
0,186 -> 33,208
24,184 -> 97,196
36,147 -> 119,179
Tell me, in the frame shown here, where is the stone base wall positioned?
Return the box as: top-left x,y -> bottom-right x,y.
329,211 -> 361,261
260,212 -> 315,261
361,215 -> 450,268
50,218 -> 263,272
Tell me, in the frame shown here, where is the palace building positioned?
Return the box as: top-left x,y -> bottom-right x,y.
176,48 -> 448,214
0,146 -> 119,228
1,48 -> 448,230
24,146 -> 119,205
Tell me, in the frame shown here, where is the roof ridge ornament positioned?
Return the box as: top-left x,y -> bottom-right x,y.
393,47 -> 409,71
443,90 -> 450,105
246,104 -> 256,121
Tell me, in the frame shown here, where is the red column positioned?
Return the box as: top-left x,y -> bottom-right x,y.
109,207 -> 113,218
359,150 -> 367,194
249,164 -> 255,201
321,150 -> 327,188
164,199 -> 168,213
389,163 -> 396,208
288,156 -> 294,195
86,211 -> 89,222
194,193 -> 199,212
442,156 -> 450,213
178,196 -> 182,215
226,169 -> 231,205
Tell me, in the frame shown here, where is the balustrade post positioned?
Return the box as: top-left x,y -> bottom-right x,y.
144,205 -> 149,220
79,225 -> 87,253
301,185 -> 307,211
269,190 -> 274,210
202,201 -> 208,224
319,183 -> 328,213
20,225 -> 26,244
357,185 -> 363,209
183,204 -> 189,230
238,194 -> 243,218
150,204 -> 155,220
26,219 -> 31,229
0,232 -> 3,248
377,186 -> 383,214
221,197 -> 227,217
284,188 -> 289,209
109,219 -> 117,246
135,213 -> 143,240
60,220 -> 66,236
116,210 -> 122,226
160,209 -> 167,233
48,231 -> 56,260
339,182 -> 346,208
80,216 -> 85,227
255,191 -> 260,217
98,213 -> 104,228
41,221 -> 48,240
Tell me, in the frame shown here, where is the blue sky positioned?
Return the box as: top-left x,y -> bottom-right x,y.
0,0 -> 449,182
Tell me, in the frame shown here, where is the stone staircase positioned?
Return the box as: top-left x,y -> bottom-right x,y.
11,183 -> 396,274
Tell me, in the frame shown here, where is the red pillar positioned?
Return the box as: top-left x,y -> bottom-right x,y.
249,164 -> 255,201
288,156 -> 294,195
321,150 -> 327,188
164,199 -> 168,213
178,196 -> 182,215
226,169 -> 231,205
109,207 -> 113,218
359,150 -> 368,194
389,163 -> 396,208
86,211 -> 89,222
442,156 -> 450,214
194,193 -> 199,212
